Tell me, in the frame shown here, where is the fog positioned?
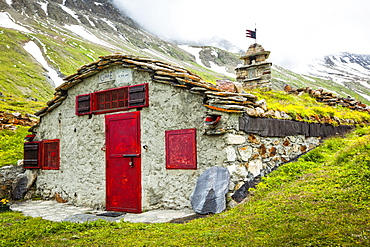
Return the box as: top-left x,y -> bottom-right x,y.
113,0 -> 370,73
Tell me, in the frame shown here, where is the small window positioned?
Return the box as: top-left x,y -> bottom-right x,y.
23,139 -> 60,170
94,87 -> 128,113
77,83 -> 149,115
76,93 -> 92,115
165,129 -> 197,169
41,139 -> 60,170
24,141 -> 41,169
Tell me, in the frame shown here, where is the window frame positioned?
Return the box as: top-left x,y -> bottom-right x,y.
75,83 -> 149,116
24,139 -> 60,170
93,86 -> 129,114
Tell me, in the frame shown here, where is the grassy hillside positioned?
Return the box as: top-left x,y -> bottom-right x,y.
0,126 -> 29,166
0,28 -> 111,114
0,29 -> 54,113
1,126 -> 369,246
252,89 -> 370,124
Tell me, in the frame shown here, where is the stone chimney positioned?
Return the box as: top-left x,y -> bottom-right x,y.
235,43 -> 272,90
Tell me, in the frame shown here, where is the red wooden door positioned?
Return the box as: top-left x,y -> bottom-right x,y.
105,112 -> 141,213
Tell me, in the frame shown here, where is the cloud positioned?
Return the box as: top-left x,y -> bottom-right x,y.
113,0 -> 370,72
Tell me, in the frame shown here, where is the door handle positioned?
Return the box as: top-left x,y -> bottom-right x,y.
123,154 -> 140,157
123,154 -> 139,167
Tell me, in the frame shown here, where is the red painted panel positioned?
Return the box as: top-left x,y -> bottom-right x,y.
165,129 -> 197,169
105,112 -> 141,213
41,139 -> 60,170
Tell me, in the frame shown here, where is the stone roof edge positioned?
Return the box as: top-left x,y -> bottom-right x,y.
34,53 -> 261,118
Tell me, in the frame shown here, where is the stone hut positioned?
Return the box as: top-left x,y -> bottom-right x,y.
23,53 -> 347,213
235,43 -> 272,89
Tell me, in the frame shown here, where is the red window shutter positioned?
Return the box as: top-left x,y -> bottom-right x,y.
165,129 -> 197,169
41,139 -> 60,170
76,93 -> 92,115
128,84 -> 149,108
24,141 -> 41,169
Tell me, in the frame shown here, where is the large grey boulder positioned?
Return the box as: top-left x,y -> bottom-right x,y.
12,170 -> 37,200
190,167 -> 230,214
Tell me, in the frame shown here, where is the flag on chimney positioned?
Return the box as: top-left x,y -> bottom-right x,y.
246,29 -> 256,39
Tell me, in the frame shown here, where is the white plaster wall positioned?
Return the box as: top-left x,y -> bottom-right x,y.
139,82 -> 237,210
33,65 -> 234,210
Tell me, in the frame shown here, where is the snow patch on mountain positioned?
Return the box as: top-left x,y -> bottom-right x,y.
179,45 -> 203,65
23,41 -> 64,87
179,45 -> 234,77
38,1 -> 48,16
0,12 -> 31,33
82,15 -> 95,27
102,18 -> 117,31
59,4 -> 81,23
177,36 -> 243,54
209,61 -> 235,78
308,53 -> 370,87
356,91 -> 370,101
63,25 -> 115,49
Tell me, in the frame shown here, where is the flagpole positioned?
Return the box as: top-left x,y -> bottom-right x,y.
255,23 -> 257,44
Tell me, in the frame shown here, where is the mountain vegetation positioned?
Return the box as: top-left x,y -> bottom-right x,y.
0,0 -> 370,245
1,0 -> 369,115
1,126 -> 369,246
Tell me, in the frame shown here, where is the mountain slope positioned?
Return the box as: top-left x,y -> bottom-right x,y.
272,63 -> 370,105
0,0 -> 369,114
0,0 -> 236,100
307,53 -> 370,102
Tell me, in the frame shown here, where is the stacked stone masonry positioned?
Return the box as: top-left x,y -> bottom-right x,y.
224,132 -> 320,202
0,112 -> 37,130
285,85 -> 370,113
235,43 -> 272,90
235,62 -> 272,90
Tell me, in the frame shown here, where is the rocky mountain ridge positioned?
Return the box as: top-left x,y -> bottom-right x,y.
307,53 -> 370,101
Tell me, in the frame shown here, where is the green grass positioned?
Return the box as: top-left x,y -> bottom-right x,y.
252,89 -> 370,124
1,126 -> 370,246
0,126 -> 29,167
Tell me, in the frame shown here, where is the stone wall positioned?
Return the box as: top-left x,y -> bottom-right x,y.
235,62 -> 272,90
0,165 -> 24,199
221,132 -> 320,204
285,86 -> 370,113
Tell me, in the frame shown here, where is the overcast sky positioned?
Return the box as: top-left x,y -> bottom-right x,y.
113,0 -> 370,72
